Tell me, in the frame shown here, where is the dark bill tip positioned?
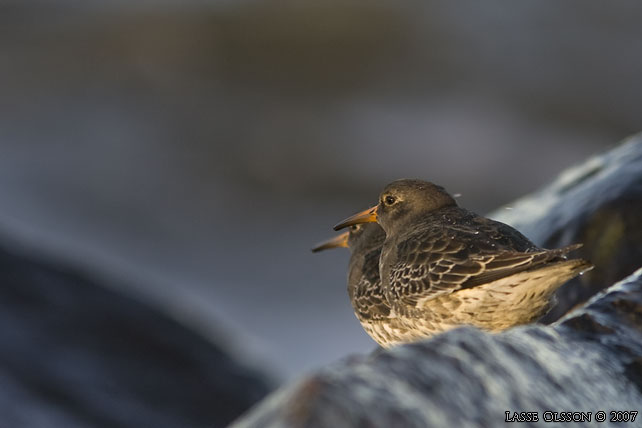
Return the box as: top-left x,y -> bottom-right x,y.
333,205 -> 378,231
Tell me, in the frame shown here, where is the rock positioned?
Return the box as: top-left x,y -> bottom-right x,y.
232,136 -> 642,428
232,268 -> 642,428
489,133 -> 642,321
0,244 -> 272,428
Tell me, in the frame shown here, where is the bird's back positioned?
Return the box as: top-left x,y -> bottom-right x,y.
380,206 -> 591,323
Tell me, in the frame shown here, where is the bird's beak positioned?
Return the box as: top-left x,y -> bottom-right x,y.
334,205 -> 378,231
311,232 -> 349,253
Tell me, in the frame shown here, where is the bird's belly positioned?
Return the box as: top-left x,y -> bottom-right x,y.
359,318 -> 434,348
362,263 -> 584,346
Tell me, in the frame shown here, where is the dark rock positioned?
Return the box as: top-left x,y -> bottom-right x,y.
232,268 -> 642,428
489,134 -> 642,321
0,244 -> 272,428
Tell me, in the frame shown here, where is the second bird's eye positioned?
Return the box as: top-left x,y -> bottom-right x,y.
384,195 -> 396,205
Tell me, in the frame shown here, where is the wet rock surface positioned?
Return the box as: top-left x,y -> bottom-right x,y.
232,268 -> 642,428
490,134 -> 642,321
0,244 -> 272,428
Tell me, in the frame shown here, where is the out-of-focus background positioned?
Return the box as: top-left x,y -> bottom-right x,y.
1,0 -> 641,384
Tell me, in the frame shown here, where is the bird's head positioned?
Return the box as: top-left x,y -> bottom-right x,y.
334,179 -> 457,235
312,223 -> 385,253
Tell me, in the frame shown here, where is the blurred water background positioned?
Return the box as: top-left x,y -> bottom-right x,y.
1,0 -> 641,380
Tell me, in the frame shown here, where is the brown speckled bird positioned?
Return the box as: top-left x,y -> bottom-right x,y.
313,224 -> 423,347
334,179 -> 592,345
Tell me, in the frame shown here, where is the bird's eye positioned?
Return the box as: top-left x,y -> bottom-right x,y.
384,195 -> 396,206
350,225 -> 361,232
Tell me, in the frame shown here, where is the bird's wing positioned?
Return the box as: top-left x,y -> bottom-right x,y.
351,278 -> 391,320
388,228 -> 578,309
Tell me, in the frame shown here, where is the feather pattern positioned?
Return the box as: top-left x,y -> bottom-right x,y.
349,246 -> 390,320
382,207 -> 581,312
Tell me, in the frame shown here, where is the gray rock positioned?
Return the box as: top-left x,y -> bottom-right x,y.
0,244 -> 272,428
232,268 -> 642,428
489,134 -> 642,321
